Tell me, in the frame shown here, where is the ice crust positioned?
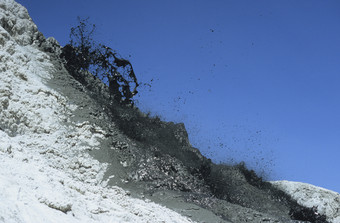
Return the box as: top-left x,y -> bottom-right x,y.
0,0 -> 193,222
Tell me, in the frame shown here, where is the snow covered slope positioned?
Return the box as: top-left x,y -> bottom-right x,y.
271,181 -> 340,223
1,0 -> 340,222
0,0 -> 193,222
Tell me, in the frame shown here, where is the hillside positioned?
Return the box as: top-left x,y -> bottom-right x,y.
0,1 -> 339,222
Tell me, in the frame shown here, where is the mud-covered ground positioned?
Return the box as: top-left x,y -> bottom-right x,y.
42,39 -> 328,223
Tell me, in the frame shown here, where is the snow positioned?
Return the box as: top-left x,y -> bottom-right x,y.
1,0 -> 340,222
0,0 -> 193,222
271,180 -> 340,222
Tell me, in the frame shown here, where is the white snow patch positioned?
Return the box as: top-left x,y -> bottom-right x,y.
271,180 -> 340,222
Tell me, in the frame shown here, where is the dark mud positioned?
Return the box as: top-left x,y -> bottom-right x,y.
42,41 -> 328,223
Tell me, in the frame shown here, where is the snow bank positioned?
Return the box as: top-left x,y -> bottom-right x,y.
271,181 -> 340,222
0,0 -> 193,222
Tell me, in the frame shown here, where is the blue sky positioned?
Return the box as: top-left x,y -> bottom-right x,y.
17,0 -> 340,193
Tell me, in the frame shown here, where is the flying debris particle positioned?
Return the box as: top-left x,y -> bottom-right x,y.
209,29 -> 214,32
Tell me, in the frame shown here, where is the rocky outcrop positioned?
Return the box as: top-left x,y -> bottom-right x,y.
0,0 -> 42,46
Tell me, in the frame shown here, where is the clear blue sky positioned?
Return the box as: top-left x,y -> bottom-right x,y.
17,0 -> 340,193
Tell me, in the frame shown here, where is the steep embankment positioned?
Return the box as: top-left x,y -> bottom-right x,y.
1,0 -> 339,222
